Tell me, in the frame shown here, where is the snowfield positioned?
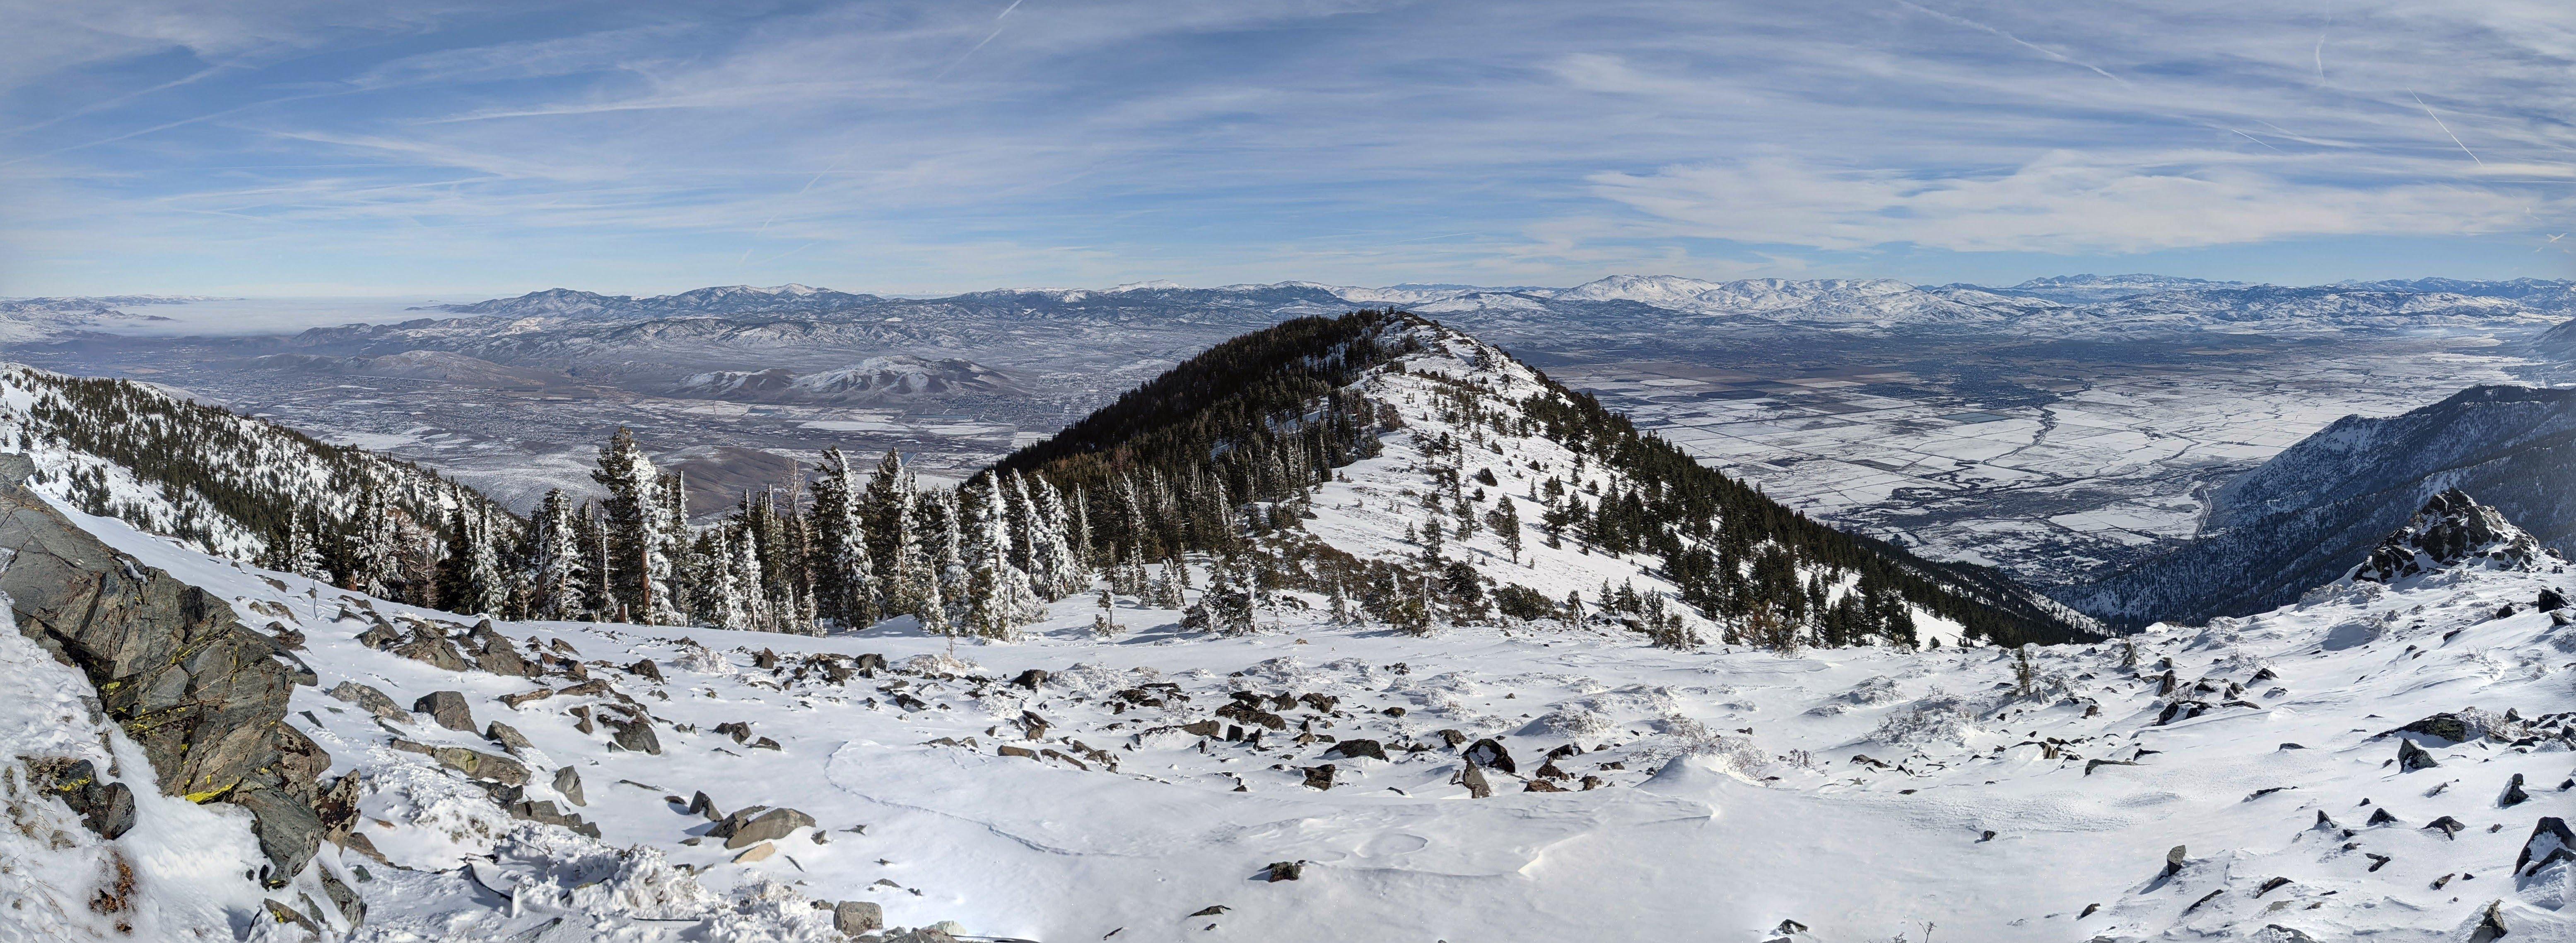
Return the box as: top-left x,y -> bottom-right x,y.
10,484 -> 2576,941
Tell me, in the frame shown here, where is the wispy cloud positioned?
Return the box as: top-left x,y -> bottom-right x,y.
3,0 -> 2574,294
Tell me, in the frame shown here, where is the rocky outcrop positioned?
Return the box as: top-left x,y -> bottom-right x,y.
2351,490 -> 2557,582
0,455 -> 329,882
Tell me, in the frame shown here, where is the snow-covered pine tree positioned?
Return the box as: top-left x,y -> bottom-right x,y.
861,448 -> 911,576
808,448 -> 878,629
1025,475 -> 1087,599
435,495 -> 509,617
1181,556 -> 1256,635
593,428 -> 681,625
527,488 -> 586,621
930,488 -> 970,636
965,474 -> 1044,640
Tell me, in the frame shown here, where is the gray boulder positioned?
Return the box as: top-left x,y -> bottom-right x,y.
834,900 -> 885,933
414,691 -> 477,733
1464,738 -> 1516,774
552,766 -> 586,806
393,624 -> 471,672
1325,739 -> 1388,761
607,717 -> 662,755
327,681 -> 412,723
716,806 -> 816,849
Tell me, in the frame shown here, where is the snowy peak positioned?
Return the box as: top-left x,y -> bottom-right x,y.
2349,489 -> 2559,583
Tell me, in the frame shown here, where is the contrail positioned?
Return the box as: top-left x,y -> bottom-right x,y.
2229,129 -> 2284,153
934,0 -> 1031,80
2410,89 -> 2485,168
1891,0 -> 2129,88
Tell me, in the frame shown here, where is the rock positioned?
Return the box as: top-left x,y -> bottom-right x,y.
2367,808 -> 2399,826
355,622 -> 401,650
0,468 -> 325,878
1180,720 -> 1222,738
2540,587 -> 2569,612
1302,765 -> 1337,790
1456,763 -> 1492,799
413,691 -> 477,733
2518,817 -> 2575,876
2504,773 -> 2530,808
570,705 -> 595,734
498,688 -> 553,708
629,659 -> 664,682
854,653 -> 888,677
2426,816 -> 2467,839
432,746 -> 529,785
2397,739 -> 2439,772
463,620 -> 538,677
2393,710 -> 2523,745
485,721 -> 534,754
2262,924 -> 2323,943
263,898 -> 320,933
328,681 -> 414,723
318,866 -> 364,926
1261,861 -> 1302,882
1012,669 -> 1048,690
393,624 -> 471,671
835,900 -> 885,933
1524,779 -> 1566,793
998,745 -> 1039,759
751,736 -> 781,751
715,721 -> 754,744
2157,700 -> 2212,725
2164,845 -> 2188,876
1325,739 -> 1387,761
42,761 -> 136,840
688,791 -> 721,819
552,766 -> 585,806
2353,489 -> 2556,583
2257,876 -> 2293,896
719,807 -> 817,849
1437,729 -> 1468,748
1188,905 -> 1229,917
1299,693 -> 1338,712
733,841 -> 776,863
606,717 -> 662,755
1463,738 -> 1516,774
232,785 -> 326,884
2472,900 -> 2508,942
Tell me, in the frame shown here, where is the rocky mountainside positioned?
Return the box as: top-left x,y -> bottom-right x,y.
2062,385 -> 2576,628
5,409 -> 2574,940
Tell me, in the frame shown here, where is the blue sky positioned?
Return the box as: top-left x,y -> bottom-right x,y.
3,0 -> 2571,296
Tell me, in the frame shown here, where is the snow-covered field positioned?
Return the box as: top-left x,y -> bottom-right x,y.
12,477 -> 2576,941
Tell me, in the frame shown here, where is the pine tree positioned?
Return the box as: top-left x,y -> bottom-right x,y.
1182,556 -> 1256,635
809,448 -> 878,628
1487,497 -> 1524,563
965,475 -> 1044,640
527,488 -> 586,621
593,428 -> 680,624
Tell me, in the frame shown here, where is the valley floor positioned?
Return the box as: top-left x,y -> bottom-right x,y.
25,498 -> 2576,942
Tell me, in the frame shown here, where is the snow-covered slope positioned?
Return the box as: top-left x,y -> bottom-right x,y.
0,362 -> 505,561
14,439 -> 2576,941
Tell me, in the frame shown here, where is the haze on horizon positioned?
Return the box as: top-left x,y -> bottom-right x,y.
4,0 -> 2573,298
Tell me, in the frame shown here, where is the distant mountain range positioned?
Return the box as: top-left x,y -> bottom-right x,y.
403,274 -> 2576,339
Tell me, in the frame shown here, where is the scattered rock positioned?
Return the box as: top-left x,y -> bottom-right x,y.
854,653 -> 888,677
1012,669 -> 1049,690
1325,739 -> 1387,762
2517,817 -> 2574,877
1302,765 -> 1337,790
2473,900 -> 2508,942
835,900 -> 885,933
263,898 -> 319,933
1261,861 -> 1302,882
2367,808 -> 2399,826
431,746 -> 528,786
1437,729 -> 1468,748
1463,738 -> 1516,774
2426,816 -> 2467,839
484,721 -> 534,755
412,691 -> 477,733
41,760 -> 135,839
1189,905 -> 1228,917
463,620 -> 538,677
1524,779 -> 1566,793
714,721 -> 754,744
1455,763 -> 1492,799
2503,773 -> 2530,808
552,766 -> 585,806
393,624 -> 471,672
998,745 -> 1039,759
2256,876 -> 2292,897
733,842 -> 776,863
2397,739 -> 2439,772
328,681 -> 412,723
606,718 -> 662,755
718,807 -> 817,849
2164,845 -> 2188,876
689,791 -> 721,819
498,688 -> 554,709
630,659 -> 665,682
